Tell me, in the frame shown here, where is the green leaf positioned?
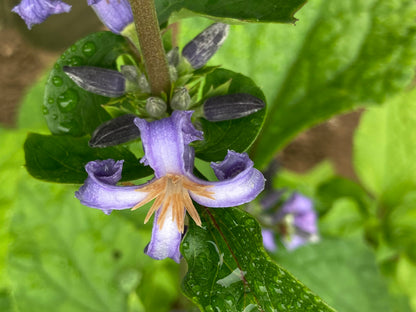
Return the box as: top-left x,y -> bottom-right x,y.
178,0 -> 416,168
156,0 -> 306,25
8,177 -> 180,312
181,206 -> 334,311
193,68 -> 266,161
354,88 -> 416,207
275,239 -> 394,312
24,133 -> 152,183
44,31 -> 132,136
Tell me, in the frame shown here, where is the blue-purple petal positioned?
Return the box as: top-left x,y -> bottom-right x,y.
189,150 -> 265,207
12,0 -> 71,29
144,208 -> 183,263
89,0 -> 133,34
75,159 -> 148,213
135,111 -> 203,178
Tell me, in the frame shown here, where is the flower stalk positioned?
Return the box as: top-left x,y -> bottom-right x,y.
128,0 -> 171,96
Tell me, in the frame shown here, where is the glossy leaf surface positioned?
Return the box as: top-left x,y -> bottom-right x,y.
24,133 -> 152,183
44,31 -> 132,136
179,0 -> 416,168
181,206 -> 334,311
194,68 -> 266,161
156,0 -> 306,25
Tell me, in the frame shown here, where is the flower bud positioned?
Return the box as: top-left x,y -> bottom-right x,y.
166,48 -> 180,67
89,114 -> 140,148
138,74 -> 151,93
169,65 -> 178,82
170,88 -> 191,110
182,23 -> 229,69
146,97 -> 167,118
203,93 -> 265,122
120,65 -> 140,92
88,0 -> 133,34
63,66 -> 126,97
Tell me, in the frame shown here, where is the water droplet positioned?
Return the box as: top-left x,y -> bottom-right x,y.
51,114 -> 58,120
57,89 -> 78,112
47,97 -> 54,104
68,56 -> 84,66
52,76 -> 63,87
70,44 -> 77,52
42,105 -> 49,115
82,42 -> 96,57
54,63 -> 60,70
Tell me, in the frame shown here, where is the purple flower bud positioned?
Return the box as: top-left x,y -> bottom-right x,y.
88,0 -> 133,34
182,23 -> 229,69
204,93 -> 265,122
89,114 -> 140,148
12,0 -> 71,30
63,66 -> 126,97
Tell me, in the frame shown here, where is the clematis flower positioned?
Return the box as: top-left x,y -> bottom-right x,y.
76,111 -> 265,262
12,0 -> 71,29
87,0 -> 133,34
13,0 -> 133,33
260,192 -> 319,251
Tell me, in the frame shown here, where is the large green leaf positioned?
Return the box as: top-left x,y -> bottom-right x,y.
181,206 -> 334,311
178,0 -> 416,168
156,0 -> 306,25
194,68 -> 266,161
44,31 -> 132,136
354,88 -> 416,207
24,133 -> 152,183
275,239 -> 395,312
8,175 -> 180,312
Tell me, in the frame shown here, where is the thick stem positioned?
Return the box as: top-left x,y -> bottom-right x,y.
129,0 -> 171,96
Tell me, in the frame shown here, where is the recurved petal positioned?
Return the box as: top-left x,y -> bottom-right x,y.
144,207 -> 183,263
12,0 -> 71,29
189,151 -> 265,207
75,159 -> 148,213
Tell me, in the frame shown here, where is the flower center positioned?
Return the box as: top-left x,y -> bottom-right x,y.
132,174 -> 214,233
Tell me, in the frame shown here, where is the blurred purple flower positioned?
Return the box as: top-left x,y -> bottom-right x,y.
12,0 -> 71,29
261,192 -> 319,251
76,111 -> 265,262
13,0 -> 133,33
261,229 -> 277,252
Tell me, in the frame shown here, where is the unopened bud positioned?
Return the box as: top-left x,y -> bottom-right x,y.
169,65 -> 178,82
63,66 -> 125,97
170,87 -> 191,110
146,97 -> 167,118
138,74 -> 151,93
166,47 -> 180,67
120,65 -> 140,92
182,23 -> 229,69
89,114 -> 140,148
204,93 -> 265,122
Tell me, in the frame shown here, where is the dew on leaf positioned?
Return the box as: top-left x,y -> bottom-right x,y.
68,56 -> 84,66
82,42 -> 96,57
70,44 -> 77,52
57,89 -> 79,112
52,76 -> 63,87
42,105 -> 49,115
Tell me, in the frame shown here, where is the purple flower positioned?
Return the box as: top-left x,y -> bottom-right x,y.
12,0 -> 71,29
276,193 -> 319,250
76,111 -> 265,262
88,0 -> 133,34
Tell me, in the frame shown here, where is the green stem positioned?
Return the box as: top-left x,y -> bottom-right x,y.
128,0 -> 171,96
